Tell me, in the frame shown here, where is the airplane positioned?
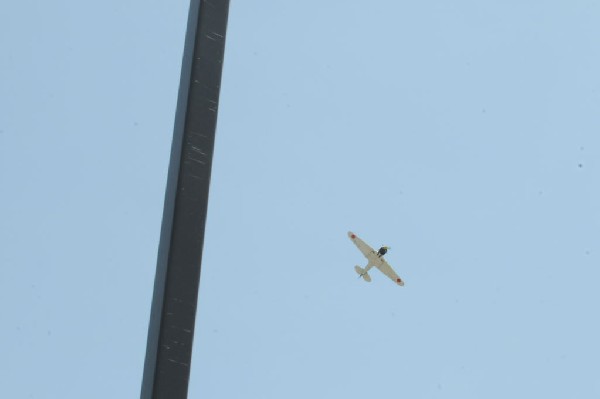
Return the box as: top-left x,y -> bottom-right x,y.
348,231 -> 404,286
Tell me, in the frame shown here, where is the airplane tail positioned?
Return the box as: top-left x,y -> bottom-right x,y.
354,266 -> 372,282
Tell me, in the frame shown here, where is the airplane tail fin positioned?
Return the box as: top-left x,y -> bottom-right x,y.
354,266 -> 372,282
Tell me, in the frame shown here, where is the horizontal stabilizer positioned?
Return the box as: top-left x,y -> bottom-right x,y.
354,266 -> 372,282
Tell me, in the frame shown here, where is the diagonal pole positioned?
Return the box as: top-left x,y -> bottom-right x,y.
141,1 -> 230,398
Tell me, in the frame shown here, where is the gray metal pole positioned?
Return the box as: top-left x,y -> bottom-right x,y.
141,1 -> 230,398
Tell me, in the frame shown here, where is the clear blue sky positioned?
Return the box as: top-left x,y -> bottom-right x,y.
2,1 -> 599,398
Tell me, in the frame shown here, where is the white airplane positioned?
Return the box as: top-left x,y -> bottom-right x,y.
348,231 -> 404,286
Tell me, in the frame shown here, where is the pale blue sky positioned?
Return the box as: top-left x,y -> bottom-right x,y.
1,1 -> 599,398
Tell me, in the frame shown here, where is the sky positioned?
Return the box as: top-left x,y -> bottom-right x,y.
1,1 -> 600,398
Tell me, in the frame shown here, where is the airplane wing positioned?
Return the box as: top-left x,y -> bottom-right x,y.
347,231 -> 377,258
375,260 -> 404,286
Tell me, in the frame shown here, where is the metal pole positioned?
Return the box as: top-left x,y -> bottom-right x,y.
141,1 -> 230,397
